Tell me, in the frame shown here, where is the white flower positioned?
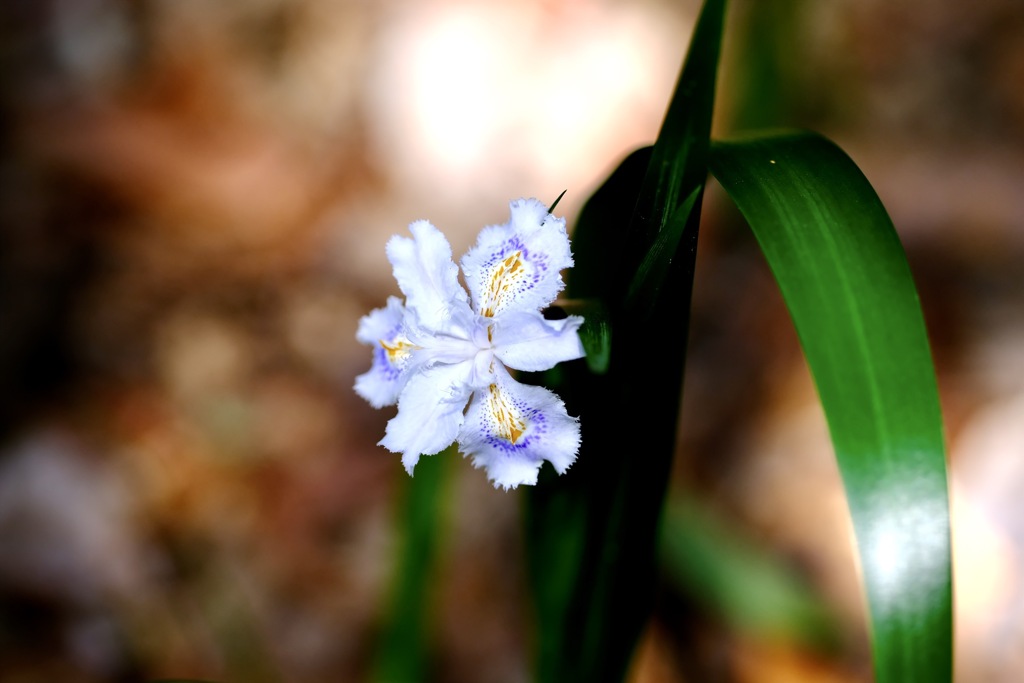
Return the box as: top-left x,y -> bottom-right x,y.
354,198 -> 584,489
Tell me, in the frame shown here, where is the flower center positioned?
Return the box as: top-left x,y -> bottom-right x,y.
379,337 -> 414,364
481,250 -> 525,317
487,384 -> 526,444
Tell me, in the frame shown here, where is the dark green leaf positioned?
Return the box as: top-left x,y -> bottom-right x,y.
370,449 -> 450,683
547,189 -> 568,214
547,299 -> 612,375
624,186 -> 701,319
525,0 -> 727,680
709,131 -> 952,683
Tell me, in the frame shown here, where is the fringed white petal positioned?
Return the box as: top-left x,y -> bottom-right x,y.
379,360 -> 473,473
461,198 -> 573,319
491,310 -> 585,372
353,297 -> 410,408
386,220 -> 468,332
458,368 -> 580,490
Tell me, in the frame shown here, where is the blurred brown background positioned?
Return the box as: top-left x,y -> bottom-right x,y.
0,0 -> 1022,681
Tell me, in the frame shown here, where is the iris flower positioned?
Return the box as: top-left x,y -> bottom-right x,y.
355,198 -> 584,489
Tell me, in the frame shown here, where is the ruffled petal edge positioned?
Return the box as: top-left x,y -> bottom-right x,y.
387,220 -> 469,332
458,368 -> 579,490
354,296 -> 409,408
460,198 -> 573,319
379,360 -> 473,474
491,310 -> 584,372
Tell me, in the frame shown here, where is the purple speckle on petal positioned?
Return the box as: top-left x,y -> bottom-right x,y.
374,346 -> 402,381
373,323 -> 409,382
482,400 -> 548,457
478,237 -> 554,315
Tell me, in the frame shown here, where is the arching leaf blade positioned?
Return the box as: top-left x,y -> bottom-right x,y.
709,131 -> 951,683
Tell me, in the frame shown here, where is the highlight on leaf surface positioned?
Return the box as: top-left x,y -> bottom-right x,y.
709,131 -> 952,683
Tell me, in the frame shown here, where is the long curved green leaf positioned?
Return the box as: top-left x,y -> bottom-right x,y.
709,131 -> 951,683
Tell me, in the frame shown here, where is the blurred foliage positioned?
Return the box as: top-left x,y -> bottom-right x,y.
370,449 -> 450,683
660,494 -> 839,649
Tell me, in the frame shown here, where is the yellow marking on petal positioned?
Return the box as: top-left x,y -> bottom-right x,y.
481,250 -> 526,317
488,384 -> 526,444
380,337 -> 415,364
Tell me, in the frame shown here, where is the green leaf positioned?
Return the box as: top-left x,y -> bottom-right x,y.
624,186 -> 701,319
709,131 -> 952,683
577,305 -> 612,375
548,299 -> 613,375
525,0 -> 727,680
370,449 -> 450,683
564,146 -> 653,304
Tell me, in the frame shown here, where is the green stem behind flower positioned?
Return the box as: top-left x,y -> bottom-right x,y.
370,449 -> 450,683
